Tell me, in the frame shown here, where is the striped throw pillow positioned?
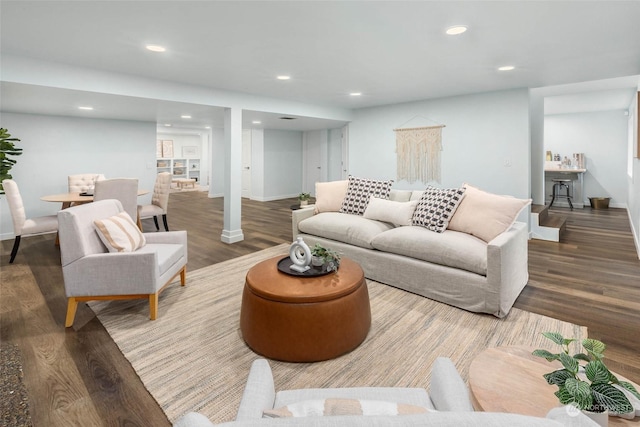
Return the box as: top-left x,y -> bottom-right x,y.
94,212 -> 146,253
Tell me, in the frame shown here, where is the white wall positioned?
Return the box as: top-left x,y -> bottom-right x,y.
348,89 -> 531,198
545,111 -> 629,207
0,112 -> 157,240
208,128 -> 225,197
262,130 -> 303,200
627,91 -> 640,256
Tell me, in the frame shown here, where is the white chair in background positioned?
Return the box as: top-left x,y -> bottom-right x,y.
138,172 -> 171,231
2,179 -> 59,263
93,178 -> 139,223
68,173 -> 106,193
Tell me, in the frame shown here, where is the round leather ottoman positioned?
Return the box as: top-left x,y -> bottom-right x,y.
240,256 -> 371,362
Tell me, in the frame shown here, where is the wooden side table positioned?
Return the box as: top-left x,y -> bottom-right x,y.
469,346 -> 639,425
240,256 -> 371,362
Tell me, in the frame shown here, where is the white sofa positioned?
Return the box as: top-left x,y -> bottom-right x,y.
292,188 -> 529,318
174,358 -> 598,427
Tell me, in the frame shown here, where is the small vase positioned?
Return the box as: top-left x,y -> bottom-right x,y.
582,410 -> 608,427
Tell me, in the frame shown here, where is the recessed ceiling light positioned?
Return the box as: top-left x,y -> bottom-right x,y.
446,25 -> 468,35
350,92 -> 362,96
277,75 -> 291,80
181,115 -> 192,119
146,44 -> 166,52
252,120 -> 262,124
78,106 -> 93,110
205,126 -> 211,129
164,123 -> 172,127
498,65 -> 515,71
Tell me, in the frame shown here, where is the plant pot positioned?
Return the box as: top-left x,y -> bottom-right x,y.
299,200 -> 308,207
311,256 -> 324,267
589,197 -> 610,209
582,410 -> 608,427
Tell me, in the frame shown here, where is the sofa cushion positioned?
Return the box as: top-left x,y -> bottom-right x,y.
314,180 -> 349,213
389,189 -> 412,202
447,184 -> 531,243
363,197 -> 418,226
94,211 -> 146,253
340,176 -> 393,216
371,226 -> 487,276
411,186 -> 465,233
299,212 -> 395,249
263,398 -> 429,418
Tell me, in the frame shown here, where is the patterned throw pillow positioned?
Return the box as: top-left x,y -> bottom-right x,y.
94,212 -> 146,253
412,186 -> 465,233
340,176 -> 394,216
263,398 -> 430,418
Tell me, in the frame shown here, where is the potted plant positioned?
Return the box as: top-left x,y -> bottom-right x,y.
298,192 -> 311,206
310,243 -> 341,272
0,128 -> 23,194
533,332 -> 640,424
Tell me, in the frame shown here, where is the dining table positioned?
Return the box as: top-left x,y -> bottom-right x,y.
41,190 -> 150,209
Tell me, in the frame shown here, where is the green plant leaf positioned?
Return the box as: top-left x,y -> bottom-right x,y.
559,352 -> 579,374
618,381 -> 640,400
591,383 -> 633,414
532,349 -> 559,361
555,387 -> 574,405
544,369 -> 573,386
582,339 -> 606,360
573,353 -> 591,362
584,360 -> 611,384
543,332 -> 565,346
565,378 -> 593,410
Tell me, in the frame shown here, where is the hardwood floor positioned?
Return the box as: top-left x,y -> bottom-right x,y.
1,191 -> 639,426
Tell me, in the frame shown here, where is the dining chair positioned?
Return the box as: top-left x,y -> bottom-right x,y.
138,172 -> 171,231
68,173 -> 106,193
93,178 -> 139,223
2,179 -> 59,263
57,199 -> 188,327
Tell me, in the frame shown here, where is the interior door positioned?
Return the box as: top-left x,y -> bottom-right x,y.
242,129 -> 251,198
303,130 -> 327,195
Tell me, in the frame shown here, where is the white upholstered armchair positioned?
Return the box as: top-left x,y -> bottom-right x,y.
57,199 -> 188,327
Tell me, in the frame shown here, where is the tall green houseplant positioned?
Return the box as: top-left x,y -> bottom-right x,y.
0,128 -> 23,194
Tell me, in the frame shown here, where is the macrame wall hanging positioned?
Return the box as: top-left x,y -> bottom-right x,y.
394,120 -> 445,184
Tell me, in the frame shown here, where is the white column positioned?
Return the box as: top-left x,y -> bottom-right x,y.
221,107 -> 244,243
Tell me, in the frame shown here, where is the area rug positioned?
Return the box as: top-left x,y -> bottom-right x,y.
90,244 -> 587,424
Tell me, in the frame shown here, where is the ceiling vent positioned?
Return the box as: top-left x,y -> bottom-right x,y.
279,117 -> 296,120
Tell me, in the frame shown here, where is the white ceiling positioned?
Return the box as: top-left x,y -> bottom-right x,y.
1,1 -> 640,130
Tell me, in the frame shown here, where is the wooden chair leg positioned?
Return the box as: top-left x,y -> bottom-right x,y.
9,235 -> 21,263
65,297 -> 79,327
149,293 -> 159,320
180,266 -> 187,286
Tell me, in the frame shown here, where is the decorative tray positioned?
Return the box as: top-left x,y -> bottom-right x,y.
276,256 -> 335,277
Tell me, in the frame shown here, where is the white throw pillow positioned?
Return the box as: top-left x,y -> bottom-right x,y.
314,180 -> 349,213
363,196 -> 418,226
447,183 -> 532,242
94,211 -> 146,253
263,398 -> 430,418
